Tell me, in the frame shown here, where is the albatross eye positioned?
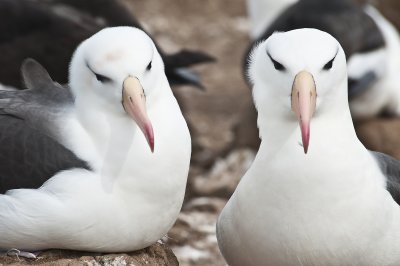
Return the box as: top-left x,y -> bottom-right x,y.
94,72 -> 111,83
146,61 -> 152,71
267,52 -> 286,71
86,62 -> 112,83
323,57 -> 335,70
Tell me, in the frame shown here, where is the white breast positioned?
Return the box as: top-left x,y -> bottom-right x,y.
218,117 -> 400,265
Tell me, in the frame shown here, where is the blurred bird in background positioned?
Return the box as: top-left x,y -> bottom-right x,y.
247,0 -> 400,119
0,0 -> 215,89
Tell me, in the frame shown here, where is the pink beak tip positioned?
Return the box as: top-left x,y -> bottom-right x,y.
303,144 -> 309,154
300,122 -> 310,154
145,124 -> 155,153
302,136 -> 309,154
149,139 -> 155,153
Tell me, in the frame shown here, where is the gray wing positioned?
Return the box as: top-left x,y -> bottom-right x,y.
0,116 -> 89,194
0,59 -> 73,139
0,59 -> 89,194
371,151 -> 400,205
348,71 -> 378,99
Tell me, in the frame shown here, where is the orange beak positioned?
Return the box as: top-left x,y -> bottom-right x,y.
122,77 -> 154,152
291,71 -> 317,154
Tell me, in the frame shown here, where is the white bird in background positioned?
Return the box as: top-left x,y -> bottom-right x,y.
218,28 -> 400,266
0,27 -> 191,254
246,0 -> 400,120
350,5 -> 400,118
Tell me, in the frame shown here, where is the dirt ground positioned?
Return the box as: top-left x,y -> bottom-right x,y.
130,1 -> 400,265
0,243 -> 178,266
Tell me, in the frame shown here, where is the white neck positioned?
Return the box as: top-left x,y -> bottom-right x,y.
59,76 -> 190,193
73,76 -> 170,157
257,79 -> 358,158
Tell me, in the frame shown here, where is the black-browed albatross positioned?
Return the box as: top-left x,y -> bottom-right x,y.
218,28 -> 400,266
0,26 -> 191,256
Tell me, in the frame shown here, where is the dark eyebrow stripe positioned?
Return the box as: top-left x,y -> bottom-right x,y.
266,51 -> 276,62
328,48 -> 339,63
332,47 -> 339,60
85,61 -> 95,74
85,61 -> 106,76
85,61 -> 112,82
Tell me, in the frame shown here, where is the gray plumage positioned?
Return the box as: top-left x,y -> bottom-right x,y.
348,71 -> 378,99
0,59 -> 89,194
371,151 -> 400,205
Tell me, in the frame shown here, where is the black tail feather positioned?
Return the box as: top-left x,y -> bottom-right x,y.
168,68 -> 205,90
164,50 -> 216,88
164,49 -> 216,69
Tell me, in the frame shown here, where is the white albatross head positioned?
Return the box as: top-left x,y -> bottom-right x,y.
248,28 -> 348,153
69,27 -> 165,152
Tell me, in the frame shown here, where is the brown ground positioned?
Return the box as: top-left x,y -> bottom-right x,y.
0,242 -> 178,266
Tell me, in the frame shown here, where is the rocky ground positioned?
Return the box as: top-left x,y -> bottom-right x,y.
0,243 -> 178,266
3,0 -> 400,265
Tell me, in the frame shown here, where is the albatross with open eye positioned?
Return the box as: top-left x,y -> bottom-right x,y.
218,28 -> 400,266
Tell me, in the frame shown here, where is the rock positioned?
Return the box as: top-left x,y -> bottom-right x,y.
168,197 -> 227,266
191,149 -> 255,198
0,242 -> 178,266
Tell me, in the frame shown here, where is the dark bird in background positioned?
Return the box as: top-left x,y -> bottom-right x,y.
249,0 -> 384,62
245,0 -> 400,120
0,0 -> 215,89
